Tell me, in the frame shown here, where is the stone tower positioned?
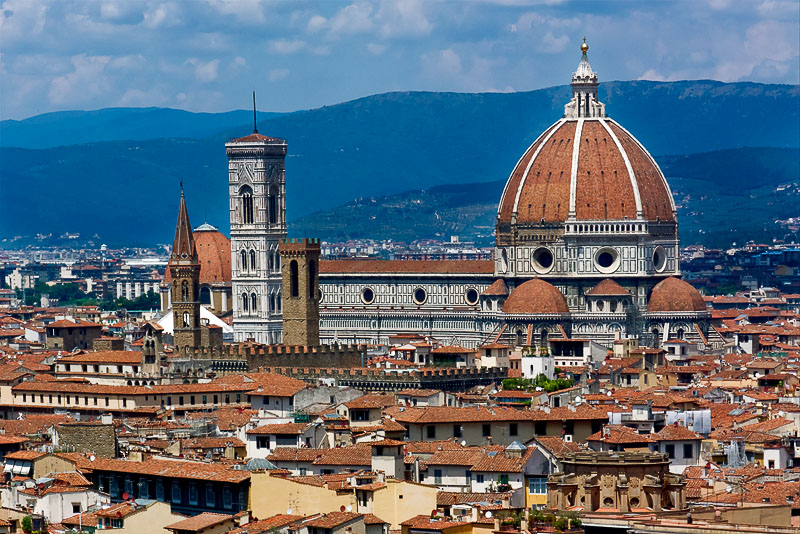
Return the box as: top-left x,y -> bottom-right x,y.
226,127 -> 287,344
141,321 -> 164,376
279,238 -> 320,346
169,189 -> 201,355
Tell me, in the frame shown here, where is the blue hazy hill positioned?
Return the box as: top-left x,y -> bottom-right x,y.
0,107 -> 283,149
0,80 -> 797,245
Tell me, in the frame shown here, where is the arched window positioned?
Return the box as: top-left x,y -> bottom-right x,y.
270,293 -> 276,312
242,293 -> 249,313
182,312 -> 190,327
199,286 -> 211,305
290,260 -> 299,297
240,250 -> 247,271
268,252 -> 274,271
240,185 -> 254,224
308,260 -> 317,299
250,250 -> 256,270
516,329 -> 524,347
251,293 -> 258,312
277,291 -> 282,313
181,281 -> 189,301
676,328 -> 685,339
541,329 -> 548,344
268,185 -> 278,225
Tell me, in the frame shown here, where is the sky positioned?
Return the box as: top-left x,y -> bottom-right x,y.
1,0 -> 798,121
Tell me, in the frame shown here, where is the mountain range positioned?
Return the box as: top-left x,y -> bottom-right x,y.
1,80 -> 798,247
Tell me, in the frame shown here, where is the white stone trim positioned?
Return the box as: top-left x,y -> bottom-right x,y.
599,119 -> 643,218
567,119 -> 584,218
608,119 -> 677,217
507,119 -> 565,217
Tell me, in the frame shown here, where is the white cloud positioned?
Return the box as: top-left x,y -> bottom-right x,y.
378,0 -> 433,38
330,3 -> 374,35
206,0 -> 266,24
268,38 -> 306,54
367,43 -> 387,55
424,48 -> 462,77
0,0 -> 48,46
143,2 -> 181,29
307,14 -> 327,32
538,31 -> 569,53
48,54 -> 111,105
110,54 -> 146,71
269,68 -> 289,81
713,20 -> 798,81
186,58 -> 220,83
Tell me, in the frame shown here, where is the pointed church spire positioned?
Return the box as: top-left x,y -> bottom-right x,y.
171,186 -> 196,262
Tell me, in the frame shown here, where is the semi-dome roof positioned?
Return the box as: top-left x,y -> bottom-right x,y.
585,278 -> 629,296
165,224 -> 231,285
503,278 -> 569,315
497,43 -> 675,228
647,277 -> 706,313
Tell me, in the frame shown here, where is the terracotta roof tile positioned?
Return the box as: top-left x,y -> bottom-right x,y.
166,512 -> 234,532
319,260 -> 493,275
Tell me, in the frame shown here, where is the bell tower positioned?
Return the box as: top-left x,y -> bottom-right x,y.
227,99 -> 287,344
169,188 -> 201,354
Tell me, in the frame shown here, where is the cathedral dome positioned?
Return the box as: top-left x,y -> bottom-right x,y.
647,277 -> 706,313
165,224 -> 231,285
497,44 -> 675,229
503,278 -> 569,315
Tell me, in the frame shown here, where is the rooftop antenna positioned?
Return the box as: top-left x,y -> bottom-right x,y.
252,91 -> 258,134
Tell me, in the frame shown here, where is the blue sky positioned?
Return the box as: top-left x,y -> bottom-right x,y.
1,0 -> 798,120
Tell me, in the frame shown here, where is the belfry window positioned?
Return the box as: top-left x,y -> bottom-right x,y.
242,293 -> 249,313
251,293 -> 258,312
250,250 -> 256,270
181,281 -> 189,301
268,252 -> 274,271
241,185 -> 254,224
268,185 -> 278,225
270,293 -> 276,312
240,250 -> 247,271
182,312 -> 190,327
290,260 -> 299,297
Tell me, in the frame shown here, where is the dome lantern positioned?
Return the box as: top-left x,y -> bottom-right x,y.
565,38 -> 605,119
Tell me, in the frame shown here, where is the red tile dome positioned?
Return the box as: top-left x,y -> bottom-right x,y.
503,278 -> 569,315
165,224 -> 231,285
497,118 -> 675,226
647,277 -> 706,313
497,42 -> 675,231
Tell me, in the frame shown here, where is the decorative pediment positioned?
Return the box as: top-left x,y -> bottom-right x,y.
237,162 -> 255,184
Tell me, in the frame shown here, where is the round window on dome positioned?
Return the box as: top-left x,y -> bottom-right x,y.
594,247 -> 620,274
413,287 -> 427,305
531,247 -> 554,274
653,246 -> 667,272
465,288 -> 479,306
361,288 -> 375,304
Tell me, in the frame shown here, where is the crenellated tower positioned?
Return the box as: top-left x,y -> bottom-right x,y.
226,119 -> 287,344
279,238 -> 321,347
